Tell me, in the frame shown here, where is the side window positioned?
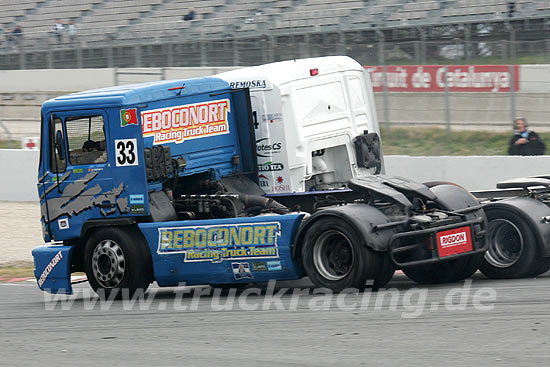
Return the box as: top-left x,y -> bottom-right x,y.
349,77 -> 366,111
50,117 -> 66,173
66,115 -> 108,166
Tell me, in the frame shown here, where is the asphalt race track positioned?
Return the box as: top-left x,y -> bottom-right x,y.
1,272 -> 549,366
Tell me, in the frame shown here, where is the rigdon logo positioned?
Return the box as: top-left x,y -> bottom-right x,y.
439,232 -> 467,248
256,138 -> 282,158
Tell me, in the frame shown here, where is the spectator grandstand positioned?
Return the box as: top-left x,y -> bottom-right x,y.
1,0 -> 550,68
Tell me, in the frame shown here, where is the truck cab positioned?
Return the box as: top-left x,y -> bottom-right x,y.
37,78 -> 256,245
217,56 -> 383,194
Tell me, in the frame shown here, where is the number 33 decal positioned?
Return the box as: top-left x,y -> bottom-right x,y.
115,139 -> 138,166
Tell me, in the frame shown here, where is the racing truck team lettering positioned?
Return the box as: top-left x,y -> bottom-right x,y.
157,222 -> 280,262
37,250 -> 63,287
142,99 -> 230,145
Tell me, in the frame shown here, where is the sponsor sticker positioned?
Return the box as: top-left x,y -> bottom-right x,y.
142,99 -> 230,145
258,174 -> 269,188
58,218 -> 69,230
272,184 -> 291,192
157,222 -> 281,263
229,80 -> 270,90
73,168 -> 83,174
130,205 -> 146,215
261,113 -> 282,123
251,261 -> 268,272
436,226 -> 473,257
266,260 -> 282,271
129,194 -> 145,205
232,262 -> 254,280
256,138 -> 282,158
258,162 -> 284,172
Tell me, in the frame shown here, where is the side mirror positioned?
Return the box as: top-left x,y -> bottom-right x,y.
353,132 -> 381,174
55,129 -> 65,161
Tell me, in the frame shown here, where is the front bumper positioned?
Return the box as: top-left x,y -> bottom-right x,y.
32,244 -> 74,294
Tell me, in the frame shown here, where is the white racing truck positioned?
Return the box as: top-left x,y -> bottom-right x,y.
217,57 -> 489,285
220,57 -> 548,282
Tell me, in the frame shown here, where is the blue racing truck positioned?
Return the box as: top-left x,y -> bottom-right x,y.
33,57 -> 488,298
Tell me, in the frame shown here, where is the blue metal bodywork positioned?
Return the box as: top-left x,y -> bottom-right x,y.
139,214 -> 304,286
33,77 -> 299,294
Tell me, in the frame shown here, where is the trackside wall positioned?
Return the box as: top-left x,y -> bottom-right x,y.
4,149 -> 550,201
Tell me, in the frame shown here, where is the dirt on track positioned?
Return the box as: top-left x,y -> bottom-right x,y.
0,201 -> 41,266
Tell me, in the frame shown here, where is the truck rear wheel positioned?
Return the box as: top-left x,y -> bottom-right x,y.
480,208 -> 541,279
531,258 -> 550,277
403,255 -> 481,285
84,227 -> 152,299
371,252 -> 395,289
301,218 -> 379,292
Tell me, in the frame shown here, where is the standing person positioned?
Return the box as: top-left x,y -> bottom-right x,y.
67,19 -> 76,43
52,19 -> 64,44
12,25 -> 23,48
508,117 -> 546,155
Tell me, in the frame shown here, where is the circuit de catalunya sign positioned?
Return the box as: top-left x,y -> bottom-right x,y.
365,65 -> 519,92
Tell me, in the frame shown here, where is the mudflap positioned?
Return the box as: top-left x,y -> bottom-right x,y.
32,245 -> 74,294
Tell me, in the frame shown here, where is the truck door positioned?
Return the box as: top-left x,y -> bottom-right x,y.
248,91 -> 291,194
42,110 -> 114,242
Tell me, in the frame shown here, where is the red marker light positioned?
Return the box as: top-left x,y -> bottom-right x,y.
310,68 -> 319,76
168,86 -> 185,91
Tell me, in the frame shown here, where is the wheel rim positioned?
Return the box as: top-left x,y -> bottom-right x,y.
485,218 -> 523,268
312,230 -> 354,281
91,239 -> 126,288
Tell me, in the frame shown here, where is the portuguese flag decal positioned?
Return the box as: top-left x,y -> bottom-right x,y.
120,108 -> 138,127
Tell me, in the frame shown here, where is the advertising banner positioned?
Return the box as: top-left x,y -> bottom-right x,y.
365,65 -> 519,92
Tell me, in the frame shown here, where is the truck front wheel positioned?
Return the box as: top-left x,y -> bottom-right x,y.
301,218 -> 379,292
84,227 -> 152,299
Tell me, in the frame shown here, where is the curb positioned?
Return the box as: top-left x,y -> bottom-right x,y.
0,276 -> 33,283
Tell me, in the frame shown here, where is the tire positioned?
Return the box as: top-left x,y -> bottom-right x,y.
403,254 -> 482,285
84,227 -> 152,299
301,217 -> 379,292
370,252 -> 395,289
531,257 -> 550,277
480,208 -> 541,279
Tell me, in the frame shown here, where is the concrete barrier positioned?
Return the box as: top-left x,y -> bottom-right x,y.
0,149 -> 40,201
384,155 -> 550,190
3,149 -> 550,202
